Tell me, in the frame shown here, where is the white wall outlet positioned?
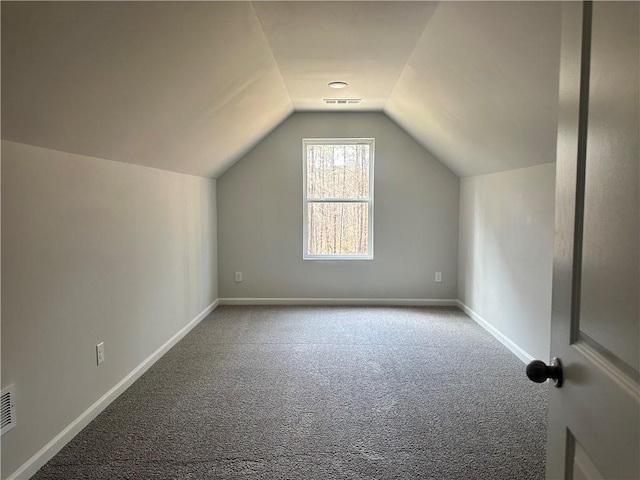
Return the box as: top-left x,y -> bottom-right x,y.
435,272 -> 442,283
235,271 -> 242,282
96,342 -> 105,365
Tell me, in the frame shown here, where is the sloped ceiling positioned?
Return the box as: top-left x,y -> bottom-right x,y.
1,1 -> 562,178
385,1 -> 562,177
1,1 -> 293,177
253,2 -> 438,111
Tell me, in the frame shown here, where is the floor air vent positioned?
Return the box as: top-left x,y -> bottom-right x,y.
1,385 -> 16,435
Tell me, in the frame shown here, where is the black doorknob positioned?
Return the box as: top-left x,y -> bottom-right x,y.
526,357 -> 563,387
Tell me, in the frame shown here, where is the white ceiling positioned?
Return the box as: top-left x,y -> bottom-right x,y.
386,1 -> 562,177
253,2 -> 438,111
1,1 -> 562,178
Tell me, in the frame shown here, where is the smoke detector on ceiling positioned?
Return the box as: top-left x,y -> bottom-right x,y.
324,99 -> 361,105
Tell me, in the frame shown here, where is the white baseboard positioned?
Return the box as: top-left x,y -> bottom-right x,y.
7,299 -> 220,480
219,298 -> 458,307
456,300 -> 534,364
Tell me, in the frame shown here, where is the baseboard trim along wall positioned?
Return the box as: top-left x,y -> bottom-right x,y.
219,298 -> 459,307
8,297 -> 529,479
7,300 -> 220,480
456,300 -> 534,364
219,299 -> 533,365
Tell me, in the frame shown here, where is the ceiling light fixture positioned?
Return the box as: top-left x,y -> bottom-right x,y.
328,81 -> 348,89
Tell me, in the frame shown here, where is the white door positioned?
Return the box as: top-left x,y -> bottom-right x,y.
543,1 -> 639,479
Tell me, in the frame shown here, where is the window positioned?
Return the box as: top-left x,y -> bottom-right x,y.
303,138 -> 374,259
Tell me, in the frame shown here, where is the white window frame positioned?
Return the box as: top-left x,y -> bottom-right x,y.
302,138 -> 375,260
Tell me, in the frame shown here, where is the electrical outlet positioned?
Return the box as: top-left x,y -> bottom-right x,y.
435,272 -> 442,283
96,342 -> 105,365
235,271 -> 242,282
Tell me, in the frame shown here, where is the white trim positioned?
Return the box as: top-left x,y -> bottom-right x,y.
7,299 -> 220,480
456,300 -> 534,364
573,341 -> 640,399
219,298 -> 458,307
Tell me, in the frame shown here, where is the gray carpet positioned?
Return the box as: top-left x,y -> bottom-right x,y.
33,306 -> 548,479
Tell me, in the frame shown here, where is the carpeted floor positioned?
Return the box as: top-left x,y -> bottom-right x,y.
33,306 -> 548,479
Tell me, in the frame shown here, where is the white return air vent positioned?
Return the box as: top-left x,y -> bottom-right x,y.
324,98 -> 361,105
1,384 -> 16,435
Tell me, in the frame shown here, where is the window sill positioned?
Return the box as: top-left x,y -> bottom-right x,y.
303,255 -> 374,261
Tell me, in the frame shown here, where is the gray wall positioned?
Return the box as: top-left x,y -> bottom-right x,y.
1,141 -> 218,478
217,112 -> 459,300
458,163 -> 555,361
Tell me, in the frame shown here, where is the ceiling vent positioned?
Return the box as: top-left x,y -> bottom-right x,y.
324,98 -> 361,105
1,385 -> 16,435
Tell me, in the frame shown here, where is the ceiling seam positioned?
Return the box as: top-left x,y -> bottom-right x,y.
383,1 -> 441,114
249,1 -> 295,111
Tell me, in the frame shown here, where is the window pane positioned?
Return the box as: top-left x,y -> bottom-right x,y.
307,144 -> 370,199
307,202 -> 369,255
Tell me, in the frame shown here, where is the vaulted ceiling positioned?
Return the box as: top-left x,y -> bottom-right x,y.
2,1 -> 562,178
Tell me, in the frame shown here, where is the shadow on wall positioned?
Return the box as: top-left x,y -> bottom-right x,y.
459,163 -> 555,362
